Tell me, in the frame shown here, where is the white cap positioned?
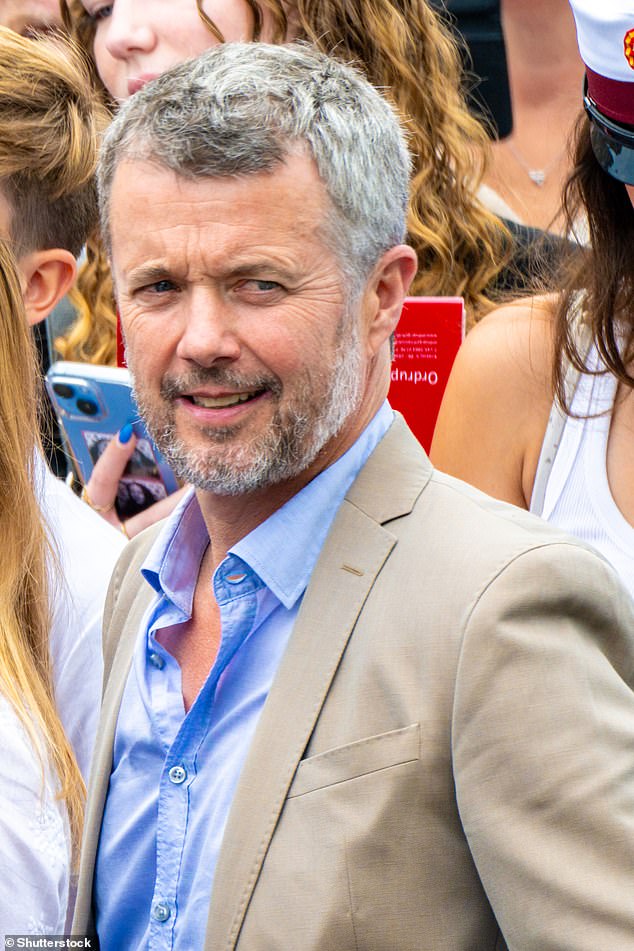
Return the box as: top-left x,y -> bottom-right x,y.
569,0 -> 634,124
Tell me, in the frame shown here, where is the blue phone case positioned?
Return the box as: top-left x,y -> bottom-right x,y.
45,361 -> 179,519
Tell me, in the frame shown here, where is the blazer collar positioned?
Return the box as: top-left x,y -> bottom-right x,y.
206,414 -> 432,948
345,412 -> 433,523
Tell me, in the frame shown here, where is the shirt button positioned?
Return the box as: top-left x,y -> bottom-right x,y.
226,571 -> 247,584
149,651 -> 165,670
152,901 -> 171,922
168,765 -> 187,785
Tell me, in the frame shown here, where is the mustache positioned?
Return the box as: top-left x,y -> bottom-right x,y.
157,366 -> 282,400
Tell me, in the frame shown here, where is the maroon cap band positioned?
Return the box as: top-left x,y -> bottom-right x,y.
587,67 -> 634,126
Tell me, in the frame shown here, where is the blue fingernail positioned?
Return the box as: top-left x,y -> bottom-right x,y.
119,422 -> 134,444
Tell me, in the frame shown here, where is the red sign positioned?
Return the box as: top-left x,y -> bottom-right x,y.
389,296 -> 465,452
116,308 -> 126,368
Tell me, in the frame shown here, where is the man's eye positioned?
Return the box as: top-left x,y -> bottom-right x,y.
240,279 -> 281,293
149,280 -> 177,293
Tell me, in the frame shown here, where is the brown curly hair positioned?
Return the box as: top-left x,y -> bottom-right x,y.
56,230 -> 118,365
62,0 -> 511,331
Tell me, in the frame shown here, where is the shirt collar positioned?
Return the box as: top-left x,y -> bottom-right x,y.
142,488 -> 207,614
233,402 -> 393,607
142,402 -> 394,612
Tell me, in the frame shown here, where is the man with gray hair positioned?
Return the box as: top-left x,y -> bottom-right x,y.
75,42 -> 634,950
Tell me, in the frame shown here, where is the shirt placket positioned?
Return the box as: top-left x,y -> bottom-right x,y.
148,556 -> 261,948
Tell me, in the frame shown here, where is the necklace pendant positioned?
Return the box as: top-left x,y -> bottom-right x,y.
528,169 -> 546,187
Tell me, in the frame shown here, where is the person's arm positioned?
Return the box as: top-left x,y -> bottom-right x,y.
454,541 -> 634,948
430,297 -> 555,508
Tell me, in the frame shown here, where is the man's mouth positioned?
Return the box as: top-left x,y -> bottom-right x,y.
188,391 -> 262,409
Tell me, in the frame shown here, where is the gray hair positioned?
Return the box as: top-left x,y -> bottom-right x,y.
97,42 -> 412,288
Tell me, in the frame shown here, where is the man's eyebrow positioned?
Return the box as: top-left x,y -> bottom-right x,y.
125,264 -> 173,287
228,264 -> 299,285
126,260 -> 297,286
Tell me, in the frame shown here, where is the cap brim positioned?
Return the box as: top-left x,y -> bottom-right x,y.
585,91 -> 634,185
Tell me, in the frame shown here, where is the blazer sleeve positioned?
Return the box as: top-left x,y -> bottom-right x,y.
452,541 -> 634,951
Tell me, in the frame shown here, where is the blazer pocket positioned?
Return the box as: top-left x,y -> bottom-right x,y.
287,723 -> 420,799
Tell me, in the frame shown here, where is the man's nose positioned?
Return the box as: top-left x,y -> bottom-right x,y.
175,291 -> 242,367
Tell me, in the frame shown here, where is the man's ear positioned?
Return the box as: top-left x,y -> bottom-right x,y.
363,245 -> 418,356
18,248 -> 77,326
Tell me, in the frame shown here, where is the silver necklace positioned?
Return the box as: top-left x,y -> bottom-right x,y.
506,141 -> 565,187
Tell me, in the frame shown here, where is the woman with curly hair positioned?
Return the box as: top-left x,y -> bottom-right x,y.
61,0 -> 519,332
431,0 -> 634,595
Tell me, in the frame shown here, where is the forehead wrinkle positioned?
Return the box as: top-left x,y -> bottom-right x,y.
119,222 -> 327,284
110,158 -> 339,285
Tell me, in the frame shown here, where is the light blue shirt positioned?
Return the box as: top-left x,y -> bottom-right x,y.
94,403 -> 393,950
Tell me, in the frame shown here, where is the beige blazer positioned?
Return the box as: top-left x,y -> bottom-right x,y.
74,416 -> 634,950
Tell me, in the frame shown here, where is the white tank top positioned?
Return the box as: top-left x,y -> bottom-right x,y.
530,346 -> 634,597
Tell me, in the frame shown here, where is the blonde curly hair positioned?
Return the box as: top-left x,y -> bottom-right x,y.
62,0 -> 511,328
57,230 -> 117,365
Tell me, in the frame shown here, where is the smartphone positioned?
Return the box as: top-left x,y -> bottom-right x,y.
45,361 -> 179,519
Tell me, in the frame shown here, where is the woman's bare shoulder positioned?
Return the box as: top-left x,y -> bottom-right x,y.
466,294 -> 557,377
437,294 -> 557,422
430,294 -> 558,508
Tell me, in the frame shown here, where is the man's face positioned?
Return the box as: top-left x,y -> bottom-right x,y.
0,0 -> 62,36
109,153 -> 379,497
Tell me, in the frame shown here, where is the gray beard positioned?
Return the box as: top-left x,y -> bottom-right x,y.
130,319 -> 363,496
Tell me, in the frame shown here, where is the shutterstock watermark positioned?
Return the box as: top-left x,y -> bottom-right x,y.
5,939 -> 94,949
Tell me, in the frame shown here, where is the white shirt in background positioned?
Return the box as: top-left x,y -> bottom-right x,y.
0,459 -> 124,936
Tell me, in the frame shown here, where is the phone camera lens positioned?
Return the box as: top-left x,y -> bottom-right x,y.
76,398 -> 99,416
52,382 -> 74,399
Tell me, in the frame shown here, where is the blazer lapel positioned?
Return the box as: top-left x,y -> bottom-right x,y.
207,415 -> 432,949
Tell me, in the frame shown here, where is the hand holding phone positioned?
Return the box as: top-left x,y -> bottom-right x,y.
83,427 -> 189,537
45,361 -> 179,520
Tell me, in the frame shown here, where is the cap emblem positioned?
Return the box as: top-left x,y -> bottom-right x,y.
625,28 -> 634,69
